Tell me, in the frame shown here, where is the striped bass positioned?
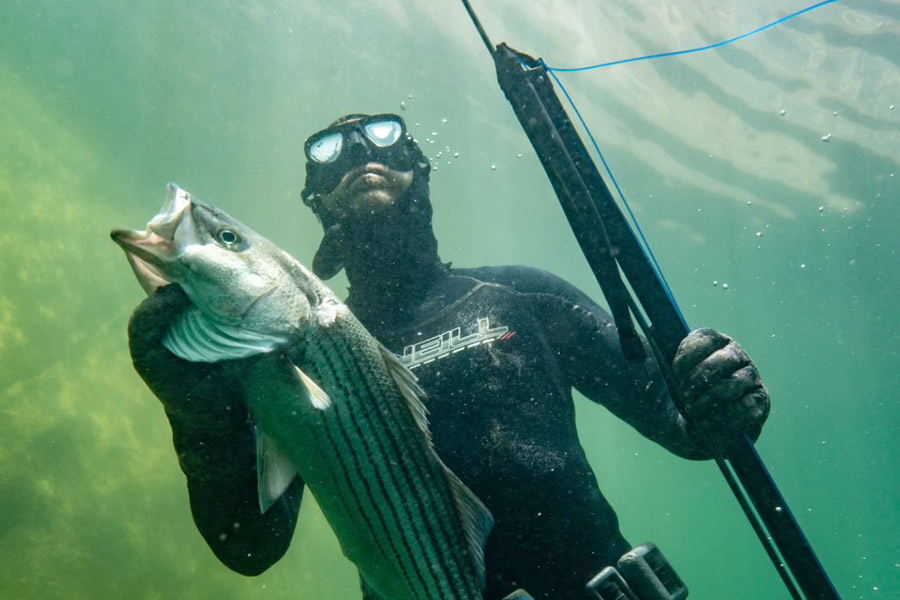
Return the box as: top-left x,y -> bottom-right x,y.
111,183 -> 492,600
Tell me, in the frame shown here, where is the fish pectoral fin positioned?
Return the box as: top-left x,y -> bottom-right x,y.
291,364 -> 332,410
445,466 -> 494,591
255,424 -> 300,513
378,344 -> 430,442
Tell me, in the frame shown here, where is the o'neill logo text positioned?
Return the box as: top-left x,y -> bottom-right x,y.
400,317 -> 516,370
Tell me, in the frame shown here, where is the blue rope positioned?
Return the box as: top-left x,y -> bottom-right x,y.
545,0 -> 838,72
537,0 -> 838,325
545,66 -> 688,326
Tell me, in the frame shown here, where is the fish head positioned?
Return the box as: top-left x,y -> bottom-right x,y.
112,183 -> 314,337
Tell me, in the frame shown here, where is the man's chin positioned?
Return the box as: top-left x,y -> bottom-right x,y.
348,187 -> 398,213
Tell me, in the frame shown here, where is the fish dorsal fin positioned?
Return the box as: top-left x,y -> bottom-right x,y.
164,306 -> 289,363
378,344 -> 430,442
378,344 -> 493,586
445,466 -> 494,590
291,364 -> 332,410
255,424 -> 299,513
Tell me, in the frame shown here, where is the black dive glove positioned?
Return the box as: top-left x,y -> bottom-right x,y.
127,284 -> 248,437
672,328 -> 770,445
127,284 -> 301,575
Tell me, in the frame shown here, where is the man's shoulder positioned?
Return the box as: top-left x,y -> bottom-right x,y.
450,265 -> 588,302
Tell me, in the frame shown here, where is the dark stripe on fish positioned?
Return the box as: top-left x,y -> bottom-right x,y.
318,410 -> 394,569
318,337 -> 433,597
320,327 -> 475,597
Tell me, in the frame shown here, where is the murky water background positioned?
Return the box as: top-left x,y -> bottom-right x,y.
1,1 -> 897,598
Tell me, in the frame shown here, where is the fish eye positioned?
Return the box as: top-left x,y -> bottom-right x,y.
217,228 -> 240,247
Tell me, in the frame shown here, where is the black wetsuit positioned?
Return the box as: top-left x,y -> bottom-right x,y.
357,265 -> 707,599
153,264 -> 709,600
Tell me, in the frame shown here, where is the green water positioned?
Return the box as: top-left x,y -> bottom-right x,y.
1,1 -> 897,598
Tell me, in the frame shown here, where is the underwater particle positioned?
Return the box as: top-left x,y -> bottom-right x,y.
408,93 -> 413,99
491,164 -> 497,170
821,133 -> 832,142
890,105 -> 895,110
747,201 -> 752,206
818,206 -> 824,212
517,153 -> 523,158
453,152 -> 459,158
800,263 -> 807,269
400,101 -> 407,111
774,506 -> 783,513
713,280 -> 718,286
833,111 -> 838,116
779,108 -> 786,116
436,152 -> 442,159
722,283 -> 729,290
442,118 -> 448,123
756,231 -> 762,237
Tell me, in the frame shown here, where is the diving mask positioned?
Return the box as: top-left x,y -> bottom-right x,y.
301,114 -> 430,203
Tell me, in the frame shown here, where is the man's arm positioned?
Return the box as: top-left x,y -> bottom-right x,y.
473,265 -> 769,459
128,285 -> 303,574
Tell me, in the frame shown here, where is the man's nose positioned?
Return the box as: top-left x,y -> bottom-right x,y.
343,131 -> 369,163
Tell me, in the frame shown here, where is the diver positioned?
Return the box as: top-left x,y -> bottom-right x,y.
127,113 -> 770,600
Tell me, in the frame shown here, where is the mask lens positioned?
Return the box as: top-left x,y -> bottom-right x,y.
364,119 -> 403,148
308,132 -> 343,163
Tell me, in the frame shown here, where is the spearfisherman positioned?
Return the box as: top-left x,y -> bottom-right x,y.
127,113 -> 770,599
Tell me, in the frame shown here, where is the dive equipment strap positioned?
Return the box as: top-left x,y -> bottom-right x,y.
586,543 -> 687,600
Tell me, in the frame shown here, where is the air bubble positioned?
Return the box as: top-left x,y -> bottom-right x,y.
821,133 -> 832,142
755,232 -> 762,238
453,152 -> 459,158
779,108 -> 786,116
400,101 -> 407,111
491,165 -> 497,171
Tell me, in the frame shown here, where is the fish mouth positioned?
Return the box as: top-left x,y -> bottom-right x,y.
110,182 -> 192,294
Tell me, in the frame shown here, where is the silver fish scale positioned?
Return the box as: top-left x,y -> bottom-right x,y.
279,314 -> 482,600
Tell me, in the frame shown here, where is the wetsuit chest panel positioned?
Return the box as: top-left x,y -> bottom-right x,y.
382,281 -> 580,490
368,271 -> 631,598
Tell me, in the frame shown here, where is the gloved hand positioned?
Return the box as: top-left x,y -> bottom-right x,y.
127,284 -> 242,431
672,328 -> 770,444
